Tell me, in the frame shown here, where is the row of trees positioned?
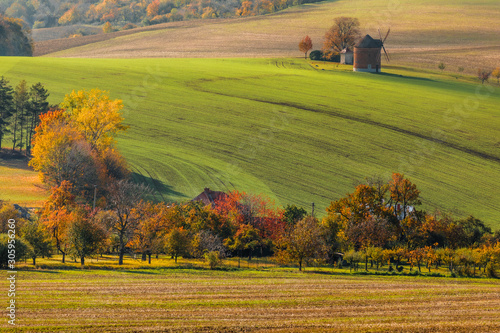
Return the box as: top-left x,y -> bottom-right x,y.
1,0 -> 323,30
0,77 -> 49,153
1,86 -> 499,275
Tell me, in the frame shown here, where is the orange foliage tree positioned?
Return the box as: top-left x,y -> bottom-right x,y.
298,35 -> 312,59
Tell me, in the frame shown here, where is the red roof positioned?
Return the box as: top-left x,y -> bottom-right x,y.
192,188 -> 227,207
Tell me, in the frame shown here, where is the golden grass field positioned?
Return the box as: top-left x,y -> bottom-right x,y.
0,157 -> 47,208
36,0 -> 500,73
1,261 -> 499,332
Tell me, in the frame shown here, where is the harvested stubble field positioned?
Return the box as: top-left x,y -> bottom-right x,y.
1,267 -> 500,332
36,0 -> 500,73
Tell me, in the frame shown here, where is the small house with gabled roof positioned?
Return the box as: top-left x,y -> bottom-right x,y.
340,47 -> 353,65
192,188 -> 227,208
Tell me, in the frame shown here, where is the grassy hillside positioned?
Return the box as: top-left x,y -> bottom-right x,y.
37,0 -> 500,72
1,57 -> 499,226
0,157 -> 47,207
4,266 -> 500,332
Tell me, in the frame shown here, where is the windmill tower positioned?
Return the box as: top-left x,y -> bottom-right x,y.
353,29 -> 390,72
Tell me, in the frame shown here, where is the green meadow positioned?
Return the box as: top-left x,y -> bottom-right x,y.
1,57 -> 500,226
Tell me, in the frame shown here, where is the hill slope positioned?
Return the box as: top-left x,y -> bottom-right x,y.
1,57 -> 499,226
36,0 -> 500,72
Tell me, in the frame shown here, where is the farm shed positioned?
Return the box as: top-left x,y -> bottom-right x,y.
340,47 -> 353,65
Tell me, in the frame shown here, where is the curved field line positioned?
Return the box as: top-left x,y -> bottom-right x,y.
187,76 -> 500,165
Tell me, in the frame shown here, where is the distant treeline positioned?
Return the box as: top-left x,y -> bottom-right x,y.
0,0 -> 324,30
0,13 -> 32,55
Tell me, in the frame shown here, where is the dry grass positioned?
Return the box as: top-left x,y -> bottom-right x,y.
2,266 -> 499,332
35,0 -> 500,72
0,157 -> 47,208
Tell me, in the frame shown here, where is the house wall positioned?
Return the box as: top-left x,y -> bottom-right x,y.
353,48 -> 381,72
341,53 -> 353,65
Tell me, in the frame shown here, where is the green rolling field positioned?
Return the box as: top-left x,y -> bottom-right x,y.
1,57 -> 499,226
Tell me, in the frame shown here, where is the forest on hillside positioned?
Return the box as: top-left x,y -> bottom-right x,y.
0,0 -> 321,30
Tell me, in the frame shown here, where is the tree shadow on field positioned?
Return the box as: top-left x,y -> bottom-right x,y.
131,172 -> 187,203
375,72 -> 436,83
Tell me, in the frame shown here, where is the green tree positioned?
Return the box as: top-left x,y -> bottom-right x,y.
165,227 -> 190,263
0,76 -> 14,149
68,208 -> 108,266
26,82 -> 50,155
283,204 -> 307,228
12,80 -> 29,151
22,219 -> 53,265
0,234 -> 30,268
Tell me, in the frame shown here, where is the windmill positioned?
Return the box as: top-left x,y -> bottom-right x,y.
378,28 -> 391,63
353,30 -> 391,73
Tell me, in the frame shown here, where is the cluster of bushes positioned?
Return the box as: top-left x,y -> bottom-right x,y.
309,50 -> 340,62
340,245 -> 500,278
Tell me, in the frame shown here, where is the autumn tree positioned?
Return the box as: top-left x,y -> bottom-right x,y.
68,207 -> 108,266
0,14 -> 33,56
129,201 -> 167,263
60,89 -> 128,152
477,69 -> 491,84
29,110 -> 102,196
492,67 -> 500,84
106,179 -> 150,265
0,76 -> 14,149
102,22 -> 114,33
322,17 -> 360,60
274,216 -> 326,271
298,35 -> 312,59
39,181 -> 77,263
388,173 -> 421,221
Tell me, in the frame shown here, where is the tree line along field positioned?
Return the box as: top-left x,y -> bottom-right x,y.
1,263 -> 500,332
1,57 -> 500,227
35,0 -> 500,73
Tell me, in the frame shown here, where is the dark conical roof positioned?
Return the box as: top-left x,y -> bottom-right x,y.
355,35 -> 383,48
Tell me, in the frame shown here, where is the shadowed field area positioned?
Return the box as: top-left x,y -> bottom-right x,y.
35,0 -> 500,73
1,267 -> 499,332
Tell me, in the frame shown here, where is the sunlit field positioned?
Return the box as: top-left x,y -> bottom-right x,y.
1,57 -> 500,226
2,258 -> 500,332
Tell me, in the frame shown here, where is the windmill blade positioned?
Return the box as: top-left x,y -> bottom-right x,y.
382,45 -> 390,62
378,28 -> 383,41
383,28 -> 391,43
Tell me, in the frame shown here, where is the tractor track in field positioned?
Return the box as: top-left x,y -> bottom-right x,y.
186,76 -> 500,165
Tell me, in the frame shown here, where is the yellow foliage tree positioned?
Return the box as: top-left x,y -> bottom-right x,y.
60,89 -> 128,152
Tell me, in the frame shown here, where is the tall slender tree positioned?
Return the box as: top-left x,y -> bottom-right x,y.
26,82 -> 49,155
0,77 -> 14,149
12,80 -> 29,151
